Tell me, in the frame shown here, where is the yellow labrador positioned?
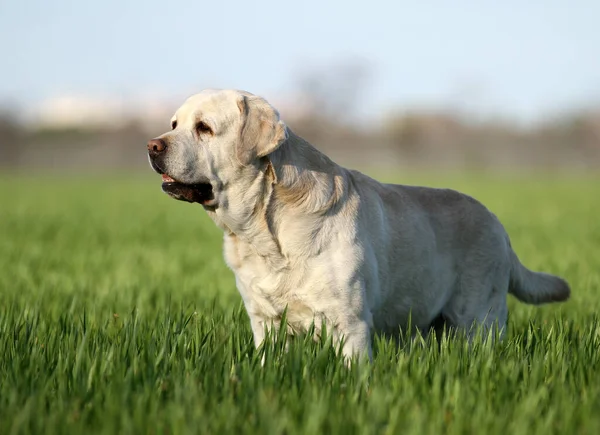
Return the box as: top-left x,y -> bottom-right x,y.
147,89 -> 570,361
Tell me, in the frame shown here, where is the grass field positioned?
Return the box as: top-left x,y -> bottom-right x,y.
1,170 -> 599,434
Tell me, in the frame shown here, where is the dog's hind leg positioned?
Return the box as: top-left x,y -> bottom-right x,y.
441,269 -> 510,343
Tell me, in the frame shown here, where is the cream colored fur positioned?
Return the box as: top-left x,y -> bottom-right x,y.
148,89 -> 570,362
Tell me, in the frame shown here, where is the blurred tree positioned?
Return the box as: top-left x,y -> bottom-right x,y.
293,58 -> 372,124
0,106 -> 22,168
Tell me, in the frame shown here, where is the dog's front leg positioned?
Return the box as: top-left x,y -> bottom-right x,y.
249,315 -> 267,348
248,314 -> 290,365
333,316 -> 373,365
248,315 -> 270,366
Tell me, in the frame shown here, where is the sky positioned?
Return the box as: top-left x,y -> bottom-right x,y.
1,0 -> 599,122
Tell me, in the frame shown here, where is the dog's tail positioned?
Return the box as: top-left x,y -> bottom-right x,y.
507,242 -> 570,305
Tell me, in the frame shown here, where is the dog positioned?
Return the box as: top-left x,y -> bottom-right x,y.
147,89 -> 570,361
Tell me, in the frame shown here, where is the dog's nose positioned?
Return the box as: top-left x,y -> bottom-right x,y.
147,138 -> 167,154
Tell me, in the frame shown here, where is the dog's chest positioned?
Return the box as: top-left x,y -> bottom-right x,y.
223,234 -> 323,330
224,235 -> 296,308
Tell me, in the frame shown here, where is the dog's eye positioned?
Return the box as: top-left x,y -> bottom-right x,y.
196,121 -> 213,135
171,120 -> 177,130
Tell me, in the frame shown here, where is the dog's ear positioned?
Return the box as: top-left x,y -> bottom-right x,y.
236,95 -> 288,165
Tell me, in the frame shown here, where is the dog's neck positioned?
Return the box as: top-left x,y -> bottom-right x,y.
207,129 -> 352,270
269,129 -> 349,214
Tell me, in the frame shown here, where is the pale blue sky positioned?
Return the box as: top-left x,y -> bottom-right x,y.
1,0 -> 599,121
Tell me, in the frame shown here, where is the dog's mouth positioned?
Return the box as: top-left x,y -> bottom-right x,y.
160,174 -> 215,206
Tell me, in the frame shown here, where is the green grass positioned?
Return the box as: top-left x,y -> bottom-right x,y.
1,170 -> 600,435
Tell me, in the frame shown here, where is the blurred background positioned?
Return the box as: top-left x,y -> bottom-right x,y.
0,0 -> 599,173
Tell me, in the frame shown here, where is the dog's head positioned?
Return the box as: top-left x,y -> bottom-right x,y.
147,89 -> 288,206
